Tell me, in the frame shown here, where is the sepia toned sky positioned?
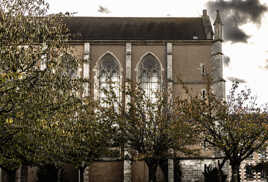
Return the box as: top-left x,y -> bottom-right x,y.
47,0 -> 268,105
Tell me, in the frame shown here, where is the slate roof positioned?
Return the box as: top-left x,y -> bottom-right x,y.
63,17 -> 210,41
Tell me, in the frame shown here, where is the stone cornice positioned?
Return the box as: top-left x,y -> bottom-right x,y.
66,39 -> 214,46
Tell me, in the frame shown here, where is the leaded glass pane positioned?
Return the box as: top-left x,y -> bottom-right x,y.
99,54 -> 120,106
139,54 -> 161,101
61,54 -> 77,79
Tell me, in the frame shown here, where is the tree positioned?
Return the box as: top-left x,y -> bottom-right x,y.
53,96 -> 115,182
102,83 -> 199,182
0,0 -> 82,173
178,80 -> 268,182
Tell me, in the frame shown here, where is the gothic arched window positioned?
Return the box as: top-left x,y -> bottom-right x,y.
98,53 -> 120,104
61,54 -> 77,79
138,54 -> 161,101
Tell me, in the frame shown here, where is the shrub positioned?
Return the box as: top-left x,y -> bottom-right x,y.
203,164 -> 227,182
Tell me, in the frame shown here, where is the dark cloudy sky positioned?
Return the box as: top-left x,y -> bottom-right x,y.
207,0 -> 267,43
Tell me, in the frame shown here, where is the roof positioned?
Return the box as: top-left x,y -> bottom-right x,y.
63,17 -> 210,41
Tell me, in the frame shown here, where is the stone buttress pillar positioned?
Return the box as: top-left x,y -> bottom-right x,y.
83,42 -> 90,97
211,10 -> 225,99
167,42 -> 174,182
124,42 -> 132,182
83,43 -> 91,182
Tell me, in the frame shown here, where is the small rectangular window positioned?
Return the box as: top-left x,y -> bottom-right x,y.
201,89 -> 206,99
200,64 -> 206,76
245,164 -> 255,179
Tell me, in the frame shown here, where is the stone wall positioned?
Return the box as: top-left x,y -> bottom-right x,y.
240,150 -> 268,182
86,161 -> 123,182
180,158 -> 230,182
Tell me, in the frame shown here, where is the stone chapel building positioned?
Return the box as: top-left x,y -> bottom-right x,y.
1,9 -> 232,182
62,9 -> 225,182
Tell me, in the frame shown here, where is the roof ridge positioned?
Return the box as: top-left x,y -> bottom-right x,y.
65,16 -> 202,19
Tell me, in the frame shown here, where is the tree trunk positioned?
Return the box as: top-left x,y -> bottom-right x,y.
57,168 -> 63,182
148,164 -> 158,182
145,159 -> 158,182
7,170 -> 16,182
231,162 -> 241,182
79,167 -> 85,182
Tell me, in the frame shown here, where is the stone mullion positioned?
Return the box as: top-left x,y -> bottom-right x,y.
167,42 -> 174,182
124,42 -> 132,182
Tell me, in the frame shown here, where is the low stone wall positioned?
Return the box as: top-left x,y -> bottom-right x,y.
131,161 -> 165,182
1,158 -> 232,182
87,161 -> 123,182
179,158 -> 230,182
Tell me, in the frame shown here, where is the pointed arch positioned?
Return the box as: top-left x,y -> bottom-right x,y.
135,52 -> 164,74
94,51 -> 123,73
93,51 -> 122,101
136,52 -> 163,100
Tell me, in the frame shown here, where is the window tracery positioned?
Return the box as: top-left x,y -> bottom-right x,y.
61,54 -> 77,79
138,54 -> 161,101
98,53 -> 120,105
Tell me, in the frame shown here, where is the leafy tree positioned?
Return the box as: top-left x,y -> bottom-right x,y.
102,83 -> 199,182
1,2 -> 114,182
0,0 -> 82,173
52,97 -> 115,182
178,80 -> 268,182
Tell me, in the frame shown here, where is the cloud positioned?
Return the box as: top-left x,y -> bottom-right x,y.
97,5 -> 111,14
206,0 -> 268,43
227,76 -> 247,83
